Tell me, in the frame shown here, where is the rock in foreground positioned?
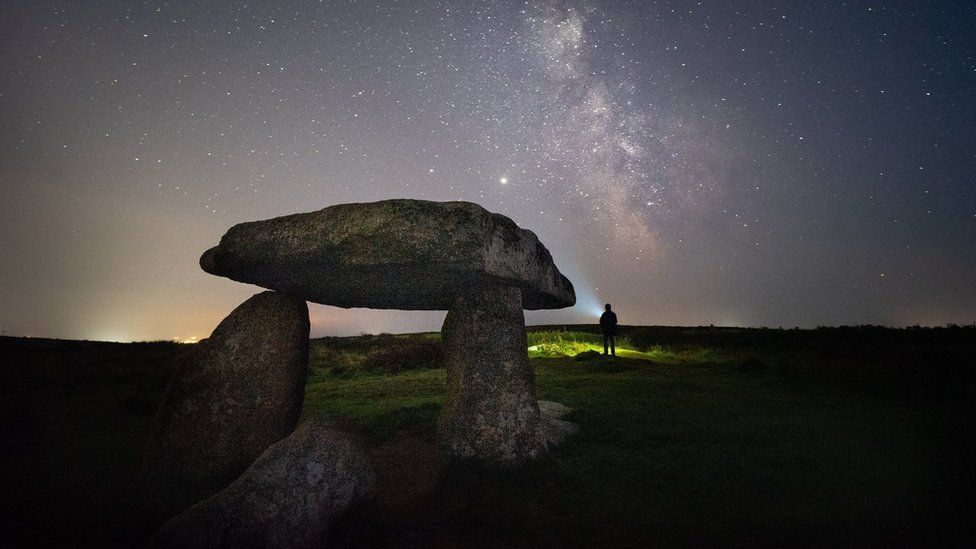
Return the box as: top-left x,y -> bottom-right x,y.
142,291 -> 309,517
199,199 -> 575,310
537,400 -> 574,419
537,400 -> 579,448
151,421 -> 375,549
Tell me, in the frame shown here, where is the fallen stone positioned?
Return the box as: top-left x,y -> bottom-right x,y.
533,400 -> 579,451
142,291 -> 309,517
537,400 -> 574,419
199,199 -> 575,310
151,421 -> 375,549
538,414 -> 580,448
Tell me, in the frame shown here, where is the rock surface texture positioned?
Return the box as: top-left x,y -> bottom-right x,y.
439,286 -> 574,462
537,400 -> 580,447
142,291 -> 309,517
199,199 -> 575,310
151,421 -> 375,549
537,400 -> 574,419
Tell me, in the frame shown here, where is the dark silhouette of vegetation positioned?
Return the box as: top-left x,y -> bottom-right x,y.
309,333 -> 442,376
359,338 -> 443,373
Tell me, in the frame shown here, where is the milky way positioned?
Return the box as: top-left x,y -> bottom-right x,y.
1,1 -> 974,340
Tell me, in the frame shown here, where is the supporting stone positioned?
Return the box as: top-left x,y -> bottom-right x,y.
438,285 -> 550,463
142,291 -> 310,518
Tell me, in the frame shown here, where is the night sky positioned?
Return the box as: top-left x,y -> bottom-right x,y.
2,1 -> 974,342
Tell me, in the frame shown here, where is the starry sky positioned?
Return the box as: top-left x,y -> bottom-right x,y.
1,1 -> 974,341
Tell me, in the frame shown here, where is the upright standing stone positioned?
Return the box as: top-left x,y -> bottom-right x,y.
142,291 -> 310,517
439,286 -> 545,461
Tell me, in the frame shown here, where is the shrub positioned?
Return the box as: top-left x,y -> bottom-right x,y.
308,344 -> 356,374
360,339 -> 443,373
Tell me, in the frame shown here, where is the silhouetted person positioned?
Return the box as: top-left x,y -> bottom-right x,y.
600,303 -> 617,356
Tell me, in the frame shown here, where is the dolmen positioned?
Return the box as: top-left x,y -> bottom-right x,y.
199,199 -> 578,462
142,199 -> 577,544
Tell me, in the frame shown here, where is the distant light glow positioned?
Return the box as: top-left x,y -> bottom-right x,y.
570,285 -> 605,318
89,332 -> 132,343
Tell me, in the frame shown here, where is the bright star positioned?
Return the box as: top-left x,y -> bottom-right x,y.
499,176 -> 508,184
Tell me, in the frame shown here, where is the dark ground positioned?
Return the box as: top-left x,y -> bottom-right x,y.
1,325 -> 974,547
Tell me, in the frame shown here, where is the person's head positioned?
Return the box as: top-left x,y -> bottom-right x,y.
605,303 -> 612,311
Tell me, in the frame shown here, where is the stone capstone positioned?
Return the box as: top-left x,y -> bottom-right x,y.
199,199 -> 575,310
142,291 -> 310,517
150,421 -> 375,549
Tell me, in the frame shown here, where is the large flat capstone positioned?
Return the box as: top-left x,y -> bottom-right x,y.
200,199 -> 575,310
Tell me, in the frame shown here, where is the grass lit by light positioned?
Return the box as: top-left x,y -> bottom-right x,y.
526,330 -> 653,359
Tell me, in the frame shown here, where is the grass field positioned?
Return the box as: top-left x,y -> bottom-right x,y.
1,325 -> 974,546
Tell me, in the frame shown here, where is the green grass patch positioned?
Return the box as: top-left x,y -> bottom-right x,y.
303,368 -> 445,440
527,329 -> 652,359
